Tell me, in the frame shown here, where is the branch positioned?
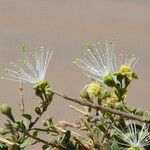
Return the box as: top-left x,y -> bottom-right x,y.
56,126 -> 92,150
54,91 -> 150,124
19,81 -> 25,114
19,130 -> 66,150
69,105 -> 90,117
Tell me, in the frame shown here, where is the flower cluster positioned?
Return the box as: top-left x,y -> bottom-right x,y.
1,46 -> 53,84
74,40 -> 137,86
110,121 -> 150,150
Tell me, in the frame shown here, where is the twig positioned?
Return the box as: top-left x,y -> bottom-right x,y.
69,105 -> 90,117
58,120 -> 77,129
53,91 -> 150,124
19,130 -> 66,150
0,136 -> 15,146
19,81 -> 25,114
56,126 -> 92,150
28,116 -> 40,131
0,136 -> 18,150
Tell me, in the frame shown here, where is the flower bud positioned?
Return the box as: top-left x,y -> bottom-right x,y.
33,80 -> 48,90
103,74 -> 116,87
127,147 -> 140,150
0,104 -> 15,122
119,65 -> 132,74
80,88 -> 90,100
86,82 -> 101,97
115,102 -> 124,110
0,104 -> 11,115
45,87 -> 53,96
135,108 -> 144,116
105,94 -> 118,108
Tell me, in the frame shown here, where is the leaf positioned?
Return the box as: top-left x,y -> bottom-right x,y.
22,114 -> 32,121
32,130 -> 38,137
16,120 -> 26,131
20,137 -> 32,149
111,143 -> 119,150
42,145 -> 50,150
35,107 -> 42,116
0,142 -> 8,150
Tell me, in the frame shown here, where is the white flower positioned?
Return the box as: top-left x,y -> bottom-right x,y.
110,121 -> 150,148
1,46 -> 53,84
74,41 -> 137,83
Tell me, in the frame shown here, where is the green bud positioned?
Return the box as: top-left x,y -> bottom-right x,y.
80,88 -> 90,100
33,80 -> 48,90
135,108 -> 144,116
45,87 -> 54,98
103,74 -> 116,87
0,104 -> 15,122
35,106 -> 42,116
115,102 -> 124,110
86,82 -> 101,97
0,104 -> 11,115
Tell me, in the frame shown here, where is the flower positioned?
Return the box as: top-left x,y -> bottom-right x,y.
74,41 -> 137,84
1,46 -> 53,84
110,121 -> 150,149
86,82 -> 101,97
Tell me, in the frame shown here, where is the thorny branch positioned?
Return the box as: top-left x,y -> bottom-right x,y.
53,91 -> 150,124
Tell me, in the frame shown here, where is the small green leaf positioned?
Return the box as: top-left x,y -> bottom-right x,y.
0,142 -> 8,150
22,113 -> 32,121
16,120 -> 26,131
111,143 -> 119,150
20,137 -> 32,149
32,130 -> 38,137
42,144 -> 50,150
35,106 -> 42,115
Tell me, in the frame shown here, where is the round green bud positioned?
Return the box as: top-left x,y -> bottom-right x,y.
103,74 -> 116,87
0,104 -> 12,116
115,102 -> 124,110
80,88 -> 90,100
0,104 -> 15,122
135,108 -> 144,116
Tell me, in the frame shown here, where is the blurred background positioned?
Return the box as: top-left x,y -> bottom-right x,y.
0,0 -> 150,149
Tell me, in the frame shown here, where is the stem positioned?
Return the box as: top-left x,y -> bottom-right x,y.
19,81 -> 25,114
56,126 -> 92,150
0,136 -> 15,145
53,90 -> 150,124
69,105 -> 90,117
28,116 -> 40,131
20,130 -> 66,150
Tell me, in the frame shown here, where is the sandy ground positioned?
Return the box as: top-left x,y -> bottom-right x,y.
0,0 -> 150,149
